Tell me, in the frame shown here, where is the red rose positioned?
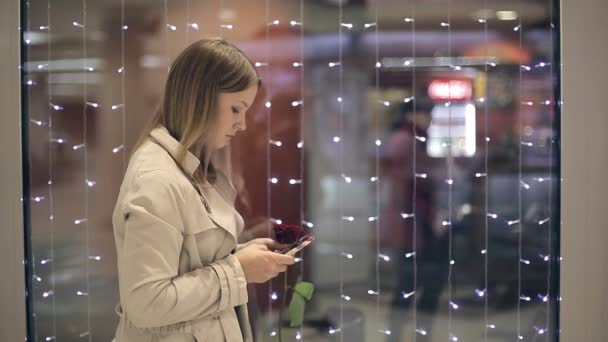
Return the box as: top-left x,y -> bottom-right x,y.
273,223 -> 304,245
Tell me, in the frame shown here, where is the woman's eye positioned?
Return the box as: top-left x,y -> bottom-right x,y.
232,108 -> 240,114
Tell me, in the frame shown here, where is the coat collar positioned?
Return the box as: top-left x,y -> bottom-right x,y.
149,126 -> 200,176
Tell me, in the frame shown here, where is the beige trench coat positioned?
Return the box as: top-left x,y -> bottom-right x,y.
113,126 -> 253,342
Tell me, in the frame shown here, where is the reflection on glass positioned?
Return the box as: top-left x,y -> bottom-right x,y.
23,0 -> 558,341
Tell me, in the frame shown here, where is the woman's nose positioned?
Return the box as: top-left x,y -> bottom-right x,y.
235,116 -> 247,132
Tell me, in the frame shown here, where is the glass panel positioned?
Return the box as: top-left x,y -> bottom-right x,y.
23,0 -> 559,341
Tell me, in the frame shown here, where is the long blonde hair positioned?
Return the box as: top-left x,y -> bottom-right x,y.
132,38 -> 260,184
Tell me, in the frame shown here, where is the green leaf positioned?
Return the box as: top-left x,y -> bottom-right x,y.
288,282 -> 315,327
288,293 -> 306,327
293,281 -> 315,301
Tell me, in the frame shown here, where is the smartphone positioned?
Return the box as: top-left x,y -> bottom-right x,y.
281,234 -> 314,256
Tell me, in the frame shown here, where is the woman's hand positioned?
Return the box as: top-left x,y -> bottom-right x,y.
240,238 -> 289,252
234,244 -> 295,284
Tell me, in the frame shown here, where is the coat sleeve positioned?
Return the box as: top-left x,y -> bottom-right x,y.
117,170 -> 248,328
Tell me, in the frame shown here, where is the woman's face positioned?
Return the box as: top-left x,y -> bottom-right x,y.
208,85 -> 258,150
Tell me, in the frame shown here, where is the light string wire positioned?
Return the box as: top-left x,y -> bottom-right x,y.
81,0 -> 92,338
410,1 -> 419,339
446,0 -> 455,339
517,0 -> 524,339
373,0 -> 382,334
47,0 -> 58,338
483,0 -> 490,340
338,1 -> 345,341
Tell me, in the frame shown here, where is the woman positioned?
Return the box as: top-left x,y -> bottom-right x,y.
112,38 -> 295,342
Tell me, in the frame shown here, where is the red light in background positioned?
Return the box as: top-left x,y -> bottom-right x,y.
428,79 -> 473,101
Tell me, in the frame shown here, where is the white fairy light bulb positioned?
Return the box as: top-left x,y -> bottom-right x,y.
270,177 -> 278,184
72,21 -> 84,28
538,218 -> 550,225
271,292 -> 278,300
404,18 -> 414,23
450,301 -> 459,310
341,216 -> 354,222
341,252 -> 353,259
76,291 -> 88,296
368,290 -> 379,295
378,254 -> 390,261
74,218 -> 87,225
415,173 -> 427,179
85,101 -> 99,108
341,295 -> 351,301
333,136 -> 341,143
289,179 -> 302,185
416,329 -> 427,336
302,220 -> 314,228
73,144 -> 85,151
111,104 -> 124,110
112,145 -> 124,154
269,139 -> 282,147
328,62 -> 341,68
166,24 -> 177,31
292,100 -> 303,107
402,291 -> 415,299
42,290 -> 54,298
50,103 -> 63,111
341,174 -> 351,183
341,23 -> 353,29
487,213 -> 498,219
401,213 -> 415,219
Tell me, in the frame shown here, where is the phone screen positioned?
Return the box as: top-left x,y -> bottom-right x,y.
281,234 -> 314,256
